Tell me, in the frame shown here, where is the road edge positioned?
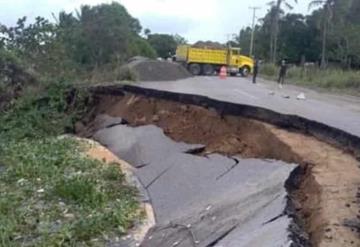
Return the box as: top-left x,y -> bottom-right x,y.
74,136 -> 156,245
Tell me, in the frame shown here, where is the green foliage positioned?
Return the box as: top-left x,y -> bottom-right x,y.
287,67 -> 360,89
130,37 -> 157,59
0,79 -> 141,245
0,2 -> 157,83
54,176 -> 104,207
0,138 -> 139,246
173,34 -> 187,45
147,33 -> 178,58
259,63 -> 360,91
235,0 -> 360,68
0,81 -> 89,143
259,63 -> 278,77
117,66 -> 138,81
59,2 -> 142,67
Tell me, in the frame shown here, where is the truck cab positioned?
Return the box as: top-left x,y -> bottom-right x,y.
228,48 -> 253,76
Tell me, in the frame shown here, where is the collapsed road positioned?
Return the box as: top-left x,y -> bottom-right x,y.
78,82 -> 360,247
92,121 -> 298,247
136,76 -> 360,141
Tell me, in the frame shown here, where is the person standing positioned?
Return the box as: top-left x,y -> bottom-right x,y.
252,59 -> 259,84
278,60 -> 287,88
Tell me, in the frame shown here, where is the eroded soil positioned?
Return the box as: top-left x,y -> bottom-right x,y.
79,93 -> 360,246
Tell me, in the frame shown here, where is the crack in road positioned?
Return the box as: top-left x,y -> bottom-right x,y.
145,164 -> 175,189
215,157 -> 239,180
184,146 -> 206,155
134,163 -> 150,168
262,212 -> 285,225
155,222 -> 199,247
206,224 -> 238,247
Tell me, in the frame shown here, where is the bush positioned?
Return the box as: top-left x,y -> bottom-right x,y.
130,37 -> 157,59
259,63 -> 278,77
259,63 -> 360,92
0,80 -> 90,142
288,67 -> 360,90
116,66 -> 137,81
0,82 -> 141,245
0,138 -> 140,245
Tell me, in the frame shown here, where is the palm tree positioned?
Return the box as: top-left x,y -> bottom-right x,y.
268,0 -> 298,64
144,28 -> 151,37
309,0 -> 335,69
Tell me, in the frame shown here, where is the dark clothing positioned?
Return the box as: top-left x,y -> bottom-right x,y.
278,64 -> 287,84
252,61 -> 259,84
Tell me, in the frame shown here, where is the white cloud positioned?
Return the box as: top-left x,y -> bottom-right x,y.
120,0 -> 312,43
120,0 -> 218,19
0,0 -> 312,43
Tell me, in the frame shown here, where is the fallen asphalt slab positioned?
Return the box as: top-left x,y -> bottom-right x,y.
92,121 -> 303,246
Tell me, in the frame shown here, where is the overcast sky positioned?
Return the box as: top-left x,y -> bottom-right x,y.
0,0 -> 313,43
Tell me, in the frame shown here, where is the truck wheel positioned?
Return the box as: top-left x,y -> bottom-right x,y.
240,66 -> 251,77
202,64 -> 214,76
189,63 -> 201,76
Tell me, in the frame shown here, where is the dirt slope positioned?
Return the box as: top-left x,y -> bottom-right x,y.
80,93 -> 360,247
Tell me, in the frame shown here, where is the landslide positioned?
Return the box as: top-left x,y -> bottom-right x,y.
78,93 -> 360,247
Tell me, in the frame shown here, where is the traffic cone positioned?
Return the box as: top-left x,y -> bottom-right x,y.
219,66 -> 227,79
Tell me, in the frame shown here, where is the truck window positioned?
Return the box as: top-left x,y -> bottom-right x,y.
232,49 -> 239,55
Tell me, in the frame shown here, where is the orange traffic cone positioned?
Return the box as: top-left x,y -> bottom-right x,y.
219,66 -> 227,79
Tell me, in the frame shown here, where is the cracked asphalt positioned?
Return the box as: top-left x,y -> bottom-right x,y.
93,122 -> 297,246
138,76 -> 360,139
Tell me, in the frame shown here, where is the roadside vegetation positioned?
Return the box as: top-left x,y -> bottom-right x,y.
260,63 -> 360,92
0,3 -> 158,244
232,0 -> 360,92
0,2 -> 187,242
0,81 -> 141,246
1,0 -> 359,243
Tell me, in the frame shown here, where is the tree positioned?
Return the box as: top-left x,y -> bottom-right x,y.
0,2 -> 158,81
144,28 -> 151,37
147,34 -> 177,58
278,14 -> 309,62
268,0 -> 298,63
237,27 -> 252,55
57,2 -> 156,67
129,37 -> 157,58
173,34 -> 187,45
309,0 -> 336,68
76,3 -> 142,66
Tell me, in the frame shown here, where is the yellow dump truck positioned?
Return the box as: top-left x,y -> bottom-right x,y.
175,45 -> 254,77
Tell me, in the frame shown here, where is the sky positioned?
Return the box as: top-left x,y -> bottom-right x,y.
0,0 -> 314,43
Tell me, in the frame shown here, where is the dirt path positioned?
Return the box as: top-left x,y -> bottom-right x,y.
80,93 -> 360,246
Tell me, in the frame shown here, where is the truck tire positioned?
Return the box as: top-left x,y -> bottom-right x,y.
189,63 -> 201,76
202,64 -> 214,76
240,66 -> 251,77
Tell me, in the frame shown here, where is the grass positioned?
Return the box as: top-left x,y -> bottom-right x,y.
259,63 -> 360,93
0,81 -> 141,246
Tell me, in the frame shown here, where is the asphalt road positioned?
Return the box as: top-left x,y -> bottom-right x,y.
92,122 -> 298,247
138,76 -> 360,138
89,79 -> 360,246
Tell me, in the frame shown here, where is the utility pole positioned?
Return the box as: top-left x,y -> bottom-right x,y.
249,6 -> 261,57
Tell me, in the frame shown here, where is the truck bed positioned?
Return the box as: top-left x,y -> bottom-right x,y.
188,47 -> 227,65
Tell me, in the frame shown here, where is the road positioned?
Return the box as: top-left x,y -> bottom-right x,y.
89,78 -> 360,246
93,123 -> 298,247
138,76 -> 360,138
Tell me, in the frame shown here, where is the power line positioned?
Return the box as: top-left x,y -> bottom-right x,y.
249,6 -> 261,57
